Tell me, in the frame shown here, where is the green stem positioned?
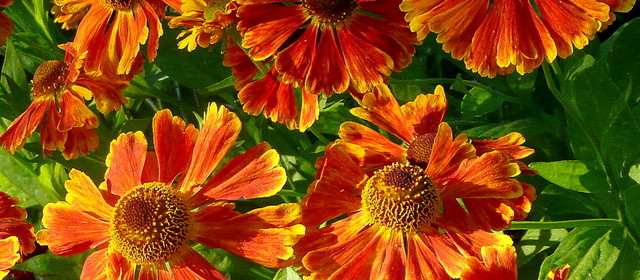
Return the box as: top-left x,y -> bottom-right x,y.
308,126 -> 330,145
392,78 -> 529,106
508,219 -> 623,230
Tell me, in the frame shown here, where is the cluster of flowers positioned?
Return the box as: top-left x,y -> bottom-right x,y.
0,0 -> 633,278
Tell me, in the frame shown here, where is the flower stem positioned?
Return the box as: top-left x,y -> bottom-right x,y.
508,219 -> 623,230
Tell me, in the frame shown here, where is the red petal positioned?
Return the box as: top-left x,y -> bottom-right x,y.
58,90 -> 98,132
304,27 -> 349,95
241,9 -> 307,60
168,247 -> 226,280
337,28 -> 392,93
427,123 -> 476,181
105,132 -> 148,196
152,110 -> 198,184
0,97 -> 50,154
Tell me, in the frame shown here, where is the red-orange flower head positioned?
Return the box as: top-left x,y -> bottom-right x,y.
168,0 -> 240,51
51,3 -> 88,30
0,0 -> 15,47
55,0 -> 180,76
0,42 -> 130,159
401,0 -> 636,77
36,103 -> 304,279
296,84 -> 536,279
236,0 -> 420,96
0,191 -> 36,279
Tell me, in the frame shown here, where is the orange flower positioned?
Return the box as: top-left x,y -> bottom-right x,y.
0,0 -> 14,47
51,3 -> 88,30
0,191 -> 36,279
36,104 -> 305,279
168,0 -> 239,51
55,0 -> 181,76
401,0 -> 635,77
460,245 -> 517,280
297,84 -> 535,279
236,0 -> 419,95
547,264 -> 571,280
223,43 -> 319,131
0,43 -> 130,159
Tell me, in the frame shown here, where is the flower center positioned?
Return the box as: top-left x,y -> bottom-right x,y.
406,133 -> 436,168
361,162 -> 440,232
110,182 -> 190,266
32,60 -> 69,95
303,0 -> 358,25
101,0 -> 139,10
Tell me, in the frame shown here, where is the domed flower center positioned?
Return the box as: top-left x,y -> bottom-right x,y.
101,0 -> 139,10
32,60 -> 69,95
406,133 -> 436,168
110,182 -> 190,266
303,0 -> 358,25
361,162 -> 440,232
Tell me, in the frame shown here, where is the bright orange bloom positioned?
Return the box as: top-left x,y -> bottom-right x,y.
223,43 -> 319,131
0,43 -> 130,159
297,84 -> 535,279
0,191 -> 36,279
37,104 -> 305,279
51,4 -> 87,30
401,0 -> 636,77
168,0 -> 239,51
54,0 -> 181,76
460,245 -> 517,280
547,264 -> 571,280
236,0 -> 419,95
0,0 -> 14,47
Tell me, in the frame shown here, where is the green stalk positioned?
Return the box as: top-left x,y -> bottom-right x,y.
508,219 -> 623,230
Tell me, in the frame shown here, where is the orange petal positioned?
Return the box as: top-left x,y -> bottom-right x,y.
547,264 -> 571,280
142,2 -> 162,62
369,230 -> 407,279
401,86 -> 448,136
57,90 -> 99,132
441,151 -> 523,199
337,28 -> 392,93
75,76 -> 129,115
64,169 -> 114,220
0,97 -> 50,154
405,233 -> 451,280
298,89 -> 319,132
460,245 -> 517,280
62,127 -> 99,160
105,132 -> 148,196
80,248 -> 109,280
0,192 -> 26,220
427,123 -> 476,181
0,236 -> 20,278
241,9 -> 308,61
152,110 -> 198,184
442,223 -> 513,259
168,247 -> 228,280
40,101 -> 66,153
304,27 -> 349,95
338,121 -> 406,161
276,23 -> 318,88
193,203 -> 304,268
193,142 -> 286,205
74,4 -> 112,75
179,103 -> 241,195
37,202 -> 110,256
350,84 -> 415,142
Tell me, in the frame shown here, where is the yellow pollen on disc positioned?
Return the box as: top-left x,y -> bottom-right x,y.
361,162 -> 440,232
406,133 -> 436,168
32,60 -> 69,95
101,0 -> 138,10
303,0 -> 358,25
110,182 -> 191,266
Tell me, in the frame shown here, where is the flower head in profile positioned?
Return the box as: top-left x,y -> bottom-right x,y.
460,245 -> 517,280
296,84 -> 535,279
236,0 -> 419,96
0,191 -> 36,279
54,0 -> 181,76
168,0 -> 239,52
0,0 -> 14,47
223,42 -> 319,131
37,104 -> 304,279
401,0 -> 635,77
0,43 -> 130,159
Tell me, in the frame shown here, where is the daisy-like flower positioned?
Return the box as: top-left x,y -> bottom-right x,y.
0,0 -> 14,47
36,104 -> 305,279
0,191 -> 36,279
547,264 -> 571,280
236,0 -> 419,95
51,3 -> 87,30
223,43 -> 319,131
401,0 -> 635,77
54,0 -> 181,76
460,245 -> 517,280
168,0 -> 239,52
0,43 -> 131,159
297,84 -> 536,279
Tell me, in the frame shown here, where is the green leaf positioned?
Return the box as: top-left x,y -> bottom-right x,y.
273,267 -> 302,280
12,251 -> 89,279
530,160 -> 609,193
538,227 -> 624,280
629,164 -> 640,185
193,245 -> 277,279
0,151 -> 62,206
516,228 -> 568,266
621,185 -> 640,240
461,87 -> 503,117
603,238 -> 640,280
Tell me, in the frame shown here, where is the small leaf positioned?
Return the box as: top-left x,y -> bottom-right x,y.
530,160 -> 609,193
629,164 -> 640,185
461,87 -> 503,117
12,251 -> 89,279
273,267 -> 302,280
0,151 -> 62,206
538,227 -> 624,280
